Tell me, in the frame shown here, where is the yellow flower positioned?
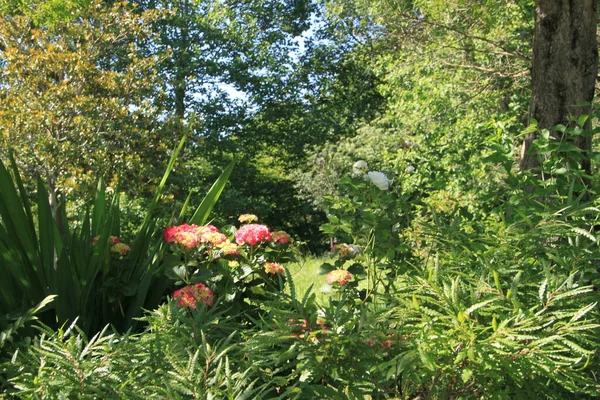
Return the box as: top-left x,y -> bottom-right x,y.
238,213 -> 258,224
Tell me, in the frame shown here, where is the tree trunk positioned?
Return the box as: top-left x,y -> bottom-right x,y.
520,0 -> 598,174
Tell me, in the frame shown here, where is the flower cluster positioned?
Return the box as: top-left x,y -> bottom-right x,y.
326,269 -> 353,286
366,171 -> 390,190
163,215 -> 294,307
351,160 -> 391,190
235,224 -> 272,246
264,262 -> 285,275
217,241 -> 240,256
111,242 -> 131,256
164,223 -> 231,250
173,283 -> 214,309
92,235 -> 130,256
238,213 -> 258,224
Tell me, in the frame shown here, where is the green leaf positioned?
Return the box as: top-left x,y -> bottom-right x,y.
190,158 -> 236,225
317,263 -> 336,275
569,302 -> 597,323
464,298 -> 499,316
346,263 -> 365,275
571,227 -> 596,242
461,368 -> 473,383
577,114 -> 589,127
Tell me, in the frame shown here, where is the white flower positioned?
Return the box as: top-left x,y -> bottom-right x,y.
366,171 -> 390,190
352,160 -> 369,177
406,165 -> 415,173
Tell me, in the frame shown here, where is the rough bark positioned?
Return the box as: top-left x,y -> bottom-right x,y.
520,0 -> 598,173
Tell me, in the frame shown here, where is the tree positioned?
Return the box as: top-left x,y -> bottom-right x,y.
0,1 -> 173,212
135,0 -> 312,120
519,0 -> 598,174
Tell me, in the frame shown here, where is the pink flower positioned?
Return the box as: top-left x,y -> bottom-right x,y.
173,283 -> 214,309
110,242 -> 130,256
238,213 -> 258,224
264,262 -> 285,275
271,231 -> 291,244
235,224 -> 272,246
326,270 -> 353,286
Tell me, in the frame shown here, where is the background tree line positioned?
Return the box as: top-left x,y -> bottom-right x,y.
0,0 -> 597,251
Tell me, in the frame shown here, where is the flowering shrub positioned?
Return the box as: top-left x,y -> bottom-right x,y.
319,160 -> 409,298
163,214 -> 295,312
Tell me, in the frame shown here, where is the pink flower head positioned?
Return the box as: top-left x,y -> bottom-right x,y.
217,241 -> 240,256
326,270 -> 353,286
264,262 -> 285,275
173,283 -> 214,309
235,224 -> 272,246
110,242 -> 130,256
238,213 -> 258,224
271,231 -> 291,244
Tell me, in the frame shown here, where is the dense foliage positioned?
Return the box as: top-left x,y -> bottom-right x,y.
1,0 -> 600,398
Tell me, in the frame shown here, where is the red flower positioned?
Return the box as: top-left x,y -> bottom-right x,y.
235,224 -> 272,246
173,283 -> 214,309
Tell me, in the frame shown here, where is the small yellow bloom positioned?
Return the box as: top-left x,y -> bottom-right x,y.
238,213 -> 258,224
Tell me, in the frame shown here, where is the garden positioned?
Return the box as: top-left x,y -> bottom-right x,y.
1,0 -> 600,399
